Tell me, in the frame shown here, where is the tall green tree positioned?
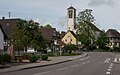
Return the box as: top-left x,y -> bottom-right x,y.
96,31 -> 108,48
12,19 -> 46,53
77,9 -> 97,46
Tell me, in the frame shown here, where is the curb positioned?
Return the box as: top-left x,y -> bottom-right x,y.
0,53 -> 88,73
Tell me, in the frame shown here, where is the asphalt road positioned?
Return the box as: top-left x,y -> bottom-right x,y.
1,52 -> 120,75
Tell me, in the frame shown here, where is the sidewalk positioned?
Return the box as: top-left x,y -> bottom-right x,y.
0,53 -> 88,73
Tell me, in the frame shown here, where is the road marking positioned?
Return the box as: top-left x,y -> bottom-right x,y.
109,66 -> 112,69
114,58 -> 117,62
108,69 -> 111,71
104,58 -> 108,62
110,63 -> 113,67
33,71 -> 50,75
70,64 -> 79,68
106,72 -> 110,74
56,67 -> 68,71
104,58 -> 111,63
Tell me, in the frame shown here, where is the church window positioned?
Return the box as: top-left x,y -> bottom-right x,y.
68,10 -> 73,18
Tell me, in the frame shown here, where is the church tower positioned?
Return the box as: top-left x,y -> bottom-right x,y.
67,6 -> 76,32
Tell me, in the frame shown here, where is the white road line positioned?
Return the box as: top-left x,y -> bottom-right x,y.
106,72 -> 111,75
104,58 -> 108,63
33,71 -> 50,75
107,58 -> 111,62
108,69 -> 111,71
56,67 -> 68,71
109,66 -> 112,69
70,64 -> 79,68
104,58 -> 111,63
110,63 -> 113,67
114,58 -> 117,62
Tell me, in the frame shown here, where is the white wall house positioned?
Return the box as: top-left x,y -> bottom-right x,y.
0,25 -> 4,50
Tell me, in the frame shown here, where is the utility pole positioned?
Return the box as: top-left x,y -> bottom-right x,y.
8,12 -> 11,19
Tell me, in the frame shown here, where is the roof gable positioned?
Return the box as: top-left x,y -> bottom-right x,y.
62,30 -> 77,39
0,18 -> 20,38
67,6 -> 76,10
39,28 -> 57,41
0,24 -> 8,39
106,29 -> 120,38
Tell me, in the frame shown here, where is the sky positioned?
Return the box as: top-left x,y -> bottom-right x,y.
0,0 -> 120,31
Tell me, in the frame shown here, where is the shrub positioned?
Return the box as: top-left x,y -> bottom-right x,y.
0,54 -> 3,64
29,55 -> 38,62
0,53 -> 11,64
42,55 -> 48,60
114,47 -> 120,52
2,53 -> 11,63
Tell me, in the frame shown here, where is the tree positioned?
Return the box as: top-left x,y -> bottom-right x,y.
62,44 -> 78,54
12,19 -> 46,53
77,9 -> 97,46
96,31 -> 108,49
44,24 -> 52,28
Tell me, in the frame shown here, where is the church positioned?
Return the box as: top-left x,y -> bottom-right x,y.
62,6 -> 78,45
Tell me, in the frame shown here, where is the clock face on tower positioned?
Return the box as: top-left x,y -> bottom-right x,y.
68,10 -> 73,18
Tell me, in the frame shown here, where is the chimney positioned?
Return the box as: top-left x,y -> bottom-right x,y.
2,17 -> 5,19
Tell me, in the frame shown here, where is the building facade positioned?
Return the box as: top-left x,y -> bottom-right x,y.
106,29 -> 120,47
62,30 -> 77,45
67,6 -> 76,32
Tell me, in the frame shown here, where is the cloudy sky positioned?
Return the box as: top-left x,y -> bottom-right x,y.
0,0 -> 120,31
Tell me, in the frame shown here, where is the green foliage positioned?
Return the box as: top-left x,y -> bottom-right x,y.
2,53 -> 11,63
44,24 -> 52,28
0,54 -> 3,64
42,55 -> 48,60
96,31 -> 108,48
77,9 -> 97,46
113,47 -> 120,52
12,19 -> 46,52
62,44 -> 78,54
0,53 -> 11,64
29,55 -> 38,62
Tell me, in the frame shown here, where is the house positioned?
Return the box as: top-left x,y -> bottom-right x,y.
0,17 -> 20,57
106,29 -> 120,47
0,25 -> 7,53
39,28 -> 60,44
62,30 -> 78,45
0,17 -> 20,39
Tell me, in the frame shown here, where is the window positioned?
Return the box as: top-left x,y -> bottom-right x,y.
68,10 -> 73,18
65,39 -> 67,42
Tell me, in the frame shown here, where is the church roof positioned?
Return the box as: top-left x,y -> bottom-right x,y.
67,6 -> 76,10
